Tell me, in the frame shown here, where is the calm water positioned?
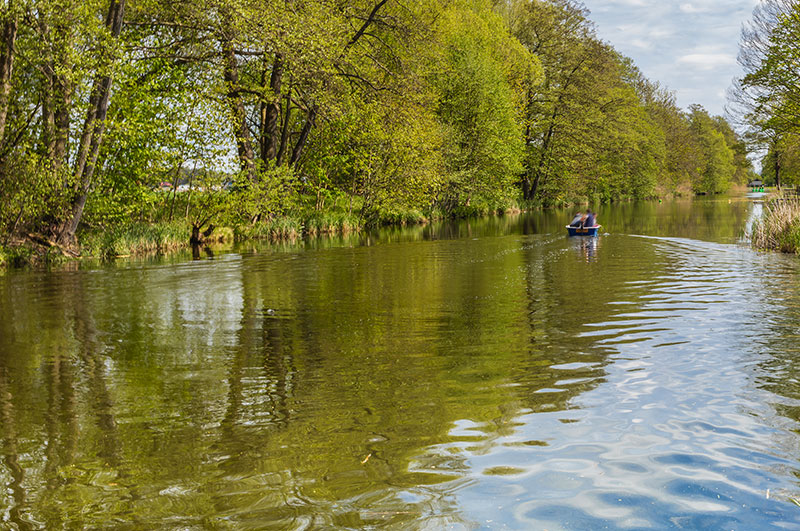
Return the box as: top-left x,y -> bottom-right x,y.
3,195 -> 800,529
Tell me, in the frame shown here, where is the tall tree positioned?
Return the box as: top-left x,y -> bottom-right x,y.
57,0 -> 127,246
733,0 -> 800,187
433,1 -> 536,211
0,0 -> 18,151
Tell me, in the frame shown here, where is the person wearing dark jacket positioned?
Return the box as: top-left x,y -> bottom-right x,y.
584,211 -> 595,227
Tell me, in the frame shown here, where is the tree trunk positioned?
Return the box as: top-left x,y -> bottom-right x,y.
522,175 -> 531,200
290,104 -> 317,167
52,82 -> 71,169
40,67 -> 55,159
40,16 -> 74,170
222,37 -> 257,183
261,53 -> 283,165
57,0 -> 126,246
276,83 -> 292,166
0,4 -> 18,151
530,119 -> 556,199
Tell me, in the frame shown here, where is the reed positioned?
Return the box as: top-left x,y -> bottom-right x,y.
80,222 -> 193,258
751,198 -> 800,253
234,217 -> 303,241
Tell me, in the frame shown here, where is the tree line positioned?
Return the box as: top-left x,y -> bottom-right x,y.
0,0 -> 753,251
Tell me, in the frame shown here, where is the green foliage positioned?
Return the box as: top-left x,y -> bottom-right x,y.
0,154 -> 73,235
216,165 -> 298,227
689,106 -> 736,195
736,1 -> 800,187
760,136 -> 800,187
434,3 -> 529,209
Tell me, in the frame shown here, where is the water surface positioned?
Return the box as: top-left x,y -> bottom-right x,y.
3,195 -> 800,529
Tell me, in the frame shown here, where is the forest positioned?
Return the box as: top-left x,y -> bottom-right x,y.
0,0 -> 754,260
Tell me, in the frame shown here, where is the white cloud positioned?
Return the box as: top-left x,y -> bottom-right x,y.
679,3 -> 706,13
677,53 -> 737,70
629,38 -> 654,50
582,0 -> 757,114
608,0 -> 652,6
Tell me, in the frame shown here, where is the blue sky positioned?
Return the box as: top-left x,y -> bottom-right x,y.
581,0 -> 760,117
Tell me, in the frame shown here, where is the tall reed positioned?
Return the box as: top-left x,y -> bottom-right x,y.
751,199 -> 800,253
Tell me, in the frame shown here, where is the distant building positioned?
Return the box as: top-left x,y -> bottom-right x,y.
748,179 -> 763,188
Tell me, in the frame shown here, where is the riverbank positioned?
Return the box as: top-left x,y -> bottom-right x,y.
0,189 -> 751,270
0,205 -> 468,269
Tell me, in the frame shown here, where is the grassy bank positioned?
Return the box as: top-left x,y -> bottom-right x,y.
751,196 -> 800,253
77,211 -> 371,262
0,189 -> 638,268
80,222 -> 194,258
0,199 -> 582,269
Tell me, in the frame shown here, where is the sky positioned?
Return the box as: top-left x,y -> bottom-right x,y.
581,0 -> 761,117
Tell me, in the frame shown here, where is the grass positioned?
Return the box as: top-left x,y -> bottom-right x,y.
234,217 -> 303,241
304,212 -> 362,235
751,197 -> 800,253
374,207 -> 428,226
0,191 -> 542,268
79,222 -> 194,258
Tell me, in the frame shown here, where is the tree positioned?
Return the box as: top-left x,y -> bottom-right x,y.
57,0 -> 127,246
733,0 -> 800,188
689,105 -> 736,195
0,0 -> 131,248
433,2 -> 537,212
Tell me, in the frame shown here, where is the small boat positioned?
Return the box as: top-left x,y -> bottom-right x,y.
566,225 -> 601,236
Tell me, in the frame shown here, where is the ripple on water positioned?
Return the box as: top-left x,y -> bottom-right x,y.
436,234 -> 800,529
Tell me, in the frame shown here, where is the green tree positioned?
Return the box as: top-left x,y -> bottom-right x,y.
689,106 -> 736,195
433,2 -> 537,212
734,0 -> 800,188
504,0 -> 661,204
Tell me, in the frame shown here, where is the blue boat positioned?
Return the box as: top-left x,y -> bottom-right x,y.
566,224 -> 601,236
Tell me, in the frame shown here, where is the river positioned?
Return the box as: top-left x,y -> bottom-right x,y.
2,194 -> 800,529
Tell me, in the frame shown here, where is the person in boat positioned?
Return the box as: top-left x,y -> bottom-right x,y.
584,211 -> 596,227
569,212 -> 584,227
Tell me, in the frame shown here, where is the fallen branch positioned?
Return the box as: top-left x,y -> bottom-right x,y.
26,232 -> 79,258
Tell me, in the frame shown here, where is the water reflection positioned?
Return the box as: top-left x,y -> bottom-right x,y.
3,196 -> 800,528
569,234 -> 601,262
0,361 -> 32,531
